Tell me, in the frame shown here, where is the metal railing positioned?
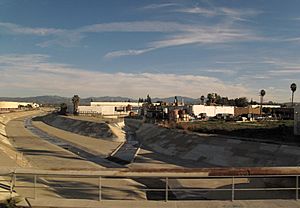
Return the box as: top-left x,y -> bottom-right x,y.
2,170 -> 300,201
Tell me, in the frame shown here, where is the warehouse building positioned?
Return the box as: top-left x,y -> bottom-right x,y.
189,105 -> 234,117
0,101 -> 39,111
78,101 -> 143,116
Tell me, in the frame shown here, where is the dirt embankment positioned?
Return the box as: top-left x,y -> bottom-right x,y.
126,119 -> 300,167
176,120 -> 298,142
40,114 -> 123,142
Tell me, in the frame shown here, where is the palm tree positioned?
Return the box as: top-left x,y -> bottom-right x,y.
146,94 -> 152,104
200,95 -> 205,105
290,83 -> 297,106
207,93 -> 213,105
72,95 -> 80,115
260,89 -> 266,116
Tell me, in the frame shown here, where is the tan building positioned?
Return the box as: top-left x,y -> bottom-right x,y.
234,106 -> 261,116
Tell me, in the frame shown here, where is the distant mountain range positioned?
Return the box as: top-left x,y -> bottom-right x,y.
0,95 -> 201,105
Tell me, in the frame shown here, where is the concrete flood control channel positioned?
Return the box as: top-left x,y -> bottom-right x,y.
107,131 -> 141,165
22,117 -> 177,201
24,117 -> 122,168
17,115 -> 300,202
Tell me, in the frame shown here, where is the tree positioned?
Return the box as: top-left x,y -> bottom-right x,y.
200,95 -> 205,105
206,93 -> 216,105
260,89 -> 266,116
146,94 -> 152,104
72,95 -> 80,115
174,96 -> 178,106
291,83 -> 297,106
262,107 -> 272,115
234,97 -> 248,107
206,94 -> 212,105
59,103 -> 68,115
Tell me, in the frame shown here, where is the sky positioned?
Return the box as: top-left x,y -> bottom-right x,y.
0,0 -> 299,102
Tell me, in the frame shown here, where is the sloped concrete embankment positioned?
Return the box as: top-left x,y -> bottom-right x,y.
41,114 -> 124,142
0,111 -> 36,167
133,121 -> 300,167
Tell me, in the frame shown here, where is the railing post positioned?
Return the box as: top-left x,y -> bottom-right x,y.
231,176 -> 235,201
34,175 -> 37,199
98,176 -> 102,201
296,176 -> 299,200
165,177 -> 168,202
10,174 -> 14,197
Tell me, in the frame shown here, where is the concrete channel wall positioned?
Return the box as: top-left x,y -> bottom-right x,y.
0,111 -> 38,167
41,114 -> 125,142
126,119 -> 300,167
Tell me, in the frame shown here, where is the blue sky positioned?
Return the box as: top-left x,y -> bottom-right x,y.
0,0 -> 299,102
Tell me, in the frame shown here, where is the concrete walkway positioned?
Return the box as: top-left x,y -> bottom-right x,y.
17,199 -> 300,208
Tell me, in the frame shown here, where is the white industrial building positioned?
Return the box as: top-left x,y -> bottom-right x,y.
250,104 -> 281,109
90,102 -> 142,108
78,102 -> 142,116
0,101 -> 40,111
189,105 -> 235,117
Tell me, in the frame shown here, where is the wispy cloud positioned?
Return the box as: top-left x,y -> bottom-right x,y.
104,26 -> 261,58
284,37 -> 300,43
0,20 -> 198,48
0,22 -> 64,36
150,28 -> 259,48
0,54 -> 253,98
177,6 -> 261,20
178,7 -> 217,17
0,17 -> 262,57
269,67 -> 300,74
77,21 -> 195,33
142,3 -> 179,10
104,48 -> 155,59
202,68 -> 235,75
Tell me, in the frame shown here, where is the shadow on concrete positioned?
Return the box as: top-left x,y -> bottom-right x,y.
19,177 -> 146,200
134,151 -> 212,168
16,147 -> 85,161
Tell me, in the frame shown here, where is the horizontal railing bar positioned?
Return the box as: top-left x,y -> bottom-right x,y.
169,188 -> 296,191
14,185 -> 298,192
7,174 -> 300,179
14,186 -> 168,191
14,185 -> 230,192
